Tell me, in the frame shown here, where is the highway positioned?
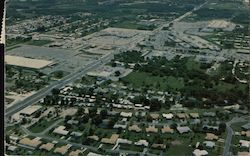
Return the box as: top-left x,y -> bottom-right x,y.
5,53 -> 114,117
222,116 -> 248,156
5,1 -> 208,118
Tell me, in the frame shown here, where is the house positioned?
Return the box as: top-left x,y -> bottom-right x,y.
242,123 -> 250,130
19,137 -> 42,149
67,120 -> 79,125
193,149 -> 208,156
53,126 -> 69,136
87,135 -> 99,141
177,126 -> 191,134
54,144 -> 72,155
71,132 -> 83,137
120,112 -> 133,118
189,113 -> 199,118
19,105 -> 43,117
39,143 -> 55,151
128,125 -> 142,132
151,143 -> 166,149
101,134 -> 119,144
161,126 -> 174,133
135,140 -> 149,147
7,145 -> 18,152
146,126 -> 158,133
176,113 -> 189,119
205,133 -> 219,141
239,140 -> 250,148
69,149 -> 82,156
87,152 -> 103,156
202,125 -> 219,131
203,141 -> 215,148
116,138 -> 132,145
241,131 -> 250,137
150,113 -> 160,120
203,112 -> 215,117
113,121 -> 127,129
162,113 -> 174,119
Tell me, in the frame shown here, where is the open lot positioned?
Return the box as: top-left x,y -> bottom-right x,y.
6,45 -> 93,74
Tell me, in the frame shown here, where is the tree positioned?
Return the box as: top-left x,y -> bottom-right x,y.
115,71 -> 121,77
100,109 -> 107,118
219,123 -> 226,133
51,88 -> 60,95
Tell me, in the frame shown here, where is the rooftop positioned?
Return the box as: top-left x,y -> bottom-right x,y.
101,134 -> 119,144
39,143 -> 55,151
19,137 -> 42,148
5,55 -> 54,69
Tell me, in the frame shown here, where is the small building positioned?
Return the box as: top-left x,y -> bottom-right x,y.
162,113 -> 174,119
193,149 -> 208,156
177,126 -> 191,134
241,131 -> 250,137
150,113 -> 160,120
39,142 -> 55,151
189,113 -> 199,118
53,126 -> 69,136
151,143 -> 166,149
69,149 -> 82,156
19,105 -> 43,117
87,152 -> 103,156
203,141 -> 215,148
54,144 -> 72,155
176,113 -> 189,119
116,138 -> 132,145
101,134 -> 119,144
146,125 -> 158,133
128,125 -> 142,132
203,125 -> 219,131
135,140 -> 149,147
71,132 -> 83,137
7,145 -> 18,152
161,126 -> 174,133
205,133 -> 219,141
67,120 -> 79,125
120,112 -> 133,118
203,112 -> 216,117
19,137 -> 42,149
239,140 -> 250,148
87,135 -> 99,141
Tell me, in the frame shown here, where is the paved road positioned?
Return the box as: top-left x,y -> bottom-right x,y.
20,126 -> 157,156
222,116 -> 248,156
5,53 -> 114,118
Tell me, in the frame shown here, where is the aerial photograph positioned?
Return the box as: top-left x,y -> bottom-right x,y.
4,0 -> 250,155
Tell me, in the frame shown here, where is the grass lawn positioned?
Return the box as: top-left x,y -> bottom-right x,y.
166,143 -> 193,156
6,45 -> 21,51
25,40 -> 53,46
231,121 -> 248,132
29,119 -> 59,133
215,82 -> 247,93
122,72 -> 184,91
185,58 -> 201,71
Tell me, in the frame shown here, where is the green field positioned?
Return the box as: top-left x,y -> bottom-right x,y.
122,72 -> 184,91
29,119 -> 59,133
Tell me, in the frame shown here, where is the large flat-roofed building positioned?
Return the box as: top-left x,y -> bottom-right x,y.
19,105 -> 43,116
5,55 -> 54,69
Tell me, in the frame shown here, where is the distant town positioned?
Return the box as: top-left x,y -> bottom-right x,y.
5,0 -> 250,156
